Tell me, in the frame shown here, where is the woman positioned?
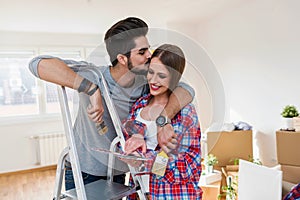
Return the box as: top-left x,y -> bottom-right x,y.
123,44 -> 202,199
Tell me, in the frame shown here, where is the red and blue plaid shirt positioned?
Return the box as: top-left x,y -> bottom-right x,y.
284,183 -> 300,200
124,94 -> 202,200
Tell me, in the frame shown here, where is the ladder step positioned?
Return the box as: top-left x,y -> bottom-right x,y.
62,179 -> 137,200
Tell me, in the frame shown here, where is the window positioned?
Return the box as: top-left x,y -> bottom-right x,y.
0,49 -> 84,118
0,51 -> 38,116
40,50 -> 83,114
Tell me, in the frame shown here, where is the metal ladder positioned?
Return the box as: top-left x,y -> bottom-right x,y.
52,70 -> 147,200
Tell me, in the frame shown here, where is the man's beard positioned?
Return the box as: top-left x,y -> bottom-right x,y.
128,58 -> 150,76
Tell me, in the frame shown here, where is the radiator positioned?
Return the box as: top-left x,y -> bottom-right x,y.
31,132 -> 67,166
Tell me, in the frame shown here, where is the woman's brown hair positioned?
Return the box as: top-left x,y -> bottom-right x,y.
151,44 -> 185,91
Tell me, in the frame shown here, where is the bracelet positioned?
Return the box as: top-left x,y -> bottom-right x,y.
87,84 -> 99,96
78,78 -> 93,93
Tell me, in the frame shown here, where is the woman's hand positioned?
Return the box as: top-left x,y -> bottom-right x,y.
157,124 -> 178,154
125,134 -> 146,155
119,151 -> 143,168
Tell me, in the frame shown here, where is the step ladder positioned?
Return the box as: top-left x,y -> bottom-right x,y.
52,69 -> 147,200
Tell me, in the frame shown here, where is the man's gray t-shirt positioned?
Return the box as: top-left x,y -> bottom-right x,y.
29,56 -> 148,176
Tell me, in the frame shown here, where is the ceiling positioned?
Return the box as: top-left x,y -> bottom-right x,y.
0,0 -> 244,34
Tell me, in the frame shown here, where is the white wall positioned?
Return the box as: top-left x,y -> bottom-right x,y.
0,116 -> 64,172
169,0 -> 300,166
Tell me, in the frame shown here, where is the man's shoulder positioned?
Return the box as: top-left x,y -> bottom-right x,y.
99,65 -> 110,74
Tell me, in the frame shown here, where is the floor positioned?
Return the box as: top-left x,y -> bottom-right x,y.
0,167 -> 131,200
0,168 -> 57,200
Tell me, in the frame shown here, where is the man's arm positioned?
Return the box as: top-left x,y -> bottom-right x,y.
29,56 -> 104,123
157,83 -> 195,153
163,85 -> 193,119
29,56 -> 86,90
39,58 -> 85,89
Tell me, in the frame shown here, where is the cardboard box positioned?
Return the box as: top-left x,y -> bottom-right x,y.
226,165 -> 239,172
282,181 -> 297,198
217,166 -> 239,199
207,130 -> 253,167
200,180 -> 221,200
276,131 -> 300,166
281,164 -> 300,184
278,164 -> 300,198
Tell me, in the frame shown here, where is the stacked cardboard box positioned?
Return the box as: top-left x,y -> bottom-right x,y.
205,130 -> 253,199
198,170 -> 222,200
207,130 -> 253,167
200,180 -> 221,200
276,130 -> 300,196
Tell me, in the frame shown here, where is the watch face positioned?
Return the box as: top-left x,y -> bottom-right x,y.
156,116 -> 166,126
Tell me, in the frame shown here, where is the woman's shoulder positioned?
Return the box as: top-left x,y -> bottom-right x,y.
132,93 -> 152,109
137,93 -> 151,103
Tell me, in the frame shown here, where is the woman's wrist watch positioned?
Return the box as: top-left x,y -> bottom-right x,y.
156,115 -> 171,127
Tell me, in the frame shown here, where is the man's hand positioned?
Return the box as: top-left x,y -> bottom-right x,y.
125,134 -> 146,155
157,124 -> 178,154
87,89 -> 104,123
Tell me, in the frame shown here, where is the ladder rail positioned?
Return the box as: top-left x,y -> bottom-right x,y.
90,68 -> 148,200
57,86 -> 87,200
53,66 -> 147,200
53,147 -> 69,200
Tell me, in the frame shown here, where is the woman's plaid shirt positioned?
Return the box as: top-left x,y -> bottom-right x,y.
124,94 -> 203,200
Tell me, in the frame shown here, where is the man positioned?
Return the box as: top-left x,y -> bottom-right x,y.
29,17 -> 194,190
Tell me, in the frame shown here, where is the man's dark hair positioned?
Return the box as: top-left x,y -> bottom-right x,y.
104,17 -> 148,66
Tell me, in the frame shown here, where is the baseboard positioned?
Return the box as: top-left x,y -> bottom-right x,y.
0,165 -> 57,176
